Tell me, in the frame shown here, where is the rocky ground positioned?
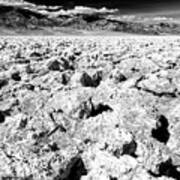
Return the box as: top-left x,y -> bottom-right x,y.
1,36 -> 180,180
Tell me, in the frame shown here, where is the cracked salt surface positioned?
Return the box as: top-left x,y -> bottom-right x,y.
1,36 -> 180,180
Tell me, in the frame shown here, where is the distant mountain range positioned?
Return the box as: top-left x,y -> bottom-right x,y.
0,1 -> 180,35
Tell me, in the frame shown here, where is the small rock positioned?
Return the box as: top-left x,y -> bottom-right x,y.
21,94 -> 37,115
71,71 -> 102,87
0,78 -> 8,89
122,140 -> 137,158
49,90 -> 94,119
149,158 -> 180,179
91,70 -> 103,87
22,83 -> 35,91
47,57 -> 74,72
80,72 -> 94,87
18,116 -> 27,129
110,69 -> 127,83
71,72 -> 93,87
25,64 -> 34,74
61,72 -> 71,85
60,57 -> 74,71
30,52 -> 41,57
29,52 -> 42,60
47,59 -> 61,71
151,115 -> 170,144
54,156 -> 87,180
0,98 -> 18,113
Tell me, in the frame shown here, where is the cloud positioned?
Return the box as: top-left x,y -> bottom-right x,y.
70,6 -> 118,15
152,16 -> 174,21
48,6 -> 118,17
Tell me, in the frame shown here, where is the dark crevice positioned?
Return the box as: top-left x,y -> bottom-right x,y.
83,138 -> 91,145
79,98 -> 113,119
140,88 -> 177,98
48,142 -> 59,152
11,72 -> 21,81
109,176 -> 118,180
151,115 -> 170,144
121,140 -> 138,158
54,156 -> 87,180
46,124 -> 67,138
134,76 -> 177,98
0,111 -> 5,123
22,175 -> 34,180
14,59 -> 30,64
149,159 -> 180,180
100,142 -> 109,151
134,75 -> 146,86
90,103 -> 113,117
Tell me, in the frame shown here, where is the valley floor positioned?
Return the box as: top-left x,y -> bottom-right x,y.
0,36 -> 180,180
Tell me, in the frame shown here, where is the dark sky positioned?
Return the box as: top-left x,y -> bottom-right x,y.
26,0 -> 180,13
25,0 -> 175,6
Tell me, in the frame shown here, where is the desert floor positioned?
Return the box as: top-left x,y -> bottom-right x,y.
0,36 -> 180,180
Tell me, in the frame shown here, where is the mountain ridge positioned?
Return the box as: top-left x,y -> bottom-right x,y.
0,1 -> 180,35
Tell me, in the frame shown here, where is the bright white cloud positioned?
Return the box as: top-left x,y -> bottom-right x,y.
48,6 -> 118,17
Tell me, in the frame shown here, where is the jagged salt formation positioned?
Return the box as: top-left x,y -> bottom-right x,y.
0,36 -> 180,180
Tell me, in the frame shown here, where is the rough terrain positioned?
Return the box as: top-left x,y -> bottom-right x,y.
1,36 -> 180,180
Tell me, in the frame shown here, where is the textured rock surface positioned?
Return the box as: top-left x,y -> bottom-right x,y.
0,36 -> 180,180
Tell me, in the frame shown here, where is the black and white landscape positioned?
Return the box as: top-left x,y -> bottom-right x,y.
1,1 -> 180,180
0,0 -> 180,35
